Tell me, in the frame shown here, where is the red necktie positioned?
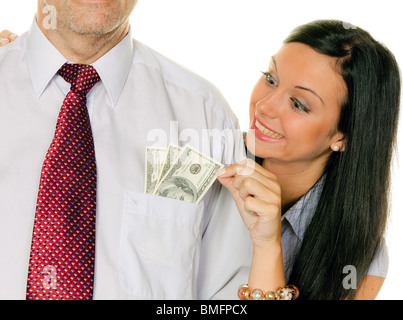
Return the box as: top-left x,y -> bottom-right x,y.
26,63 -> 100,300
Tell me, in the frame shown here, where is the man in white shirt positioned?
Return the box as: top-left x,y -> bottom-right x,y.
0,0 -> 251,299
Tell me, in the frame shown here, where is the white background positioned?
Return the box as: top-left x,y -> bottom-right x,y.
1,0 -> 402,300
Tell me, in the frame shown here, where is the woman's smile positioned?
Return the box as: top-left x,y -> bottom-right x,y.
251,116 -> 285,142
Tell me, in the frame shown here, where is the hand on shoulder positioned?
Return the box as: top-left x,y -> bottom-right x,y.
0,30 -> 18,46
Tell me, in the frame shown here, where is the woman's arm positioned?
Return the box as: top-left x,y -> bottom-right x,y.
248,240 -> 285,292
218,159 -> 286,294
354,276 -> 385,300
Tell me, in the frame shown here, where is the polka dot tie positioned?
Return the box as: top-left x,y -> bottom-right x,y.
26,63 -> 100,300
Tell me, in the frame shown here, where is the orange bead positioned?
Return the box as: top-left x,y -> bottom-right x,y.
237,284 -> 249,300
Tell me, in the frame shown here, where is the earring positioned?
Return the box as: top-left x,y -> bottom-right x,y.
331,145 -> 340,152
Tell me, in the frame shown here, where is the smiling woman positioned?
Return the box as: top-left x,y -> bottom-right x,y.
247,42 -> 346,166
219,19 -> 401,300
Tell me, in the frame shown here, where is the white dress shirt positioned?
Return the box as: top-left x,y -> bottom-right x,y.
0,19 -> 252,299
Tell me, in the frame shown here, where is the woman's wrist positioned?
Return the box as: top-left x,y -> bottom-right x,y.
241,240 -> 296,300
251,235 -> 282,252
248,238 -> 285,292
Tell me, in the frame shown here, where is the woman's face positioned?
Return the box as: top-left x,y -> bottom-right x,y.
246,42 -> 347,171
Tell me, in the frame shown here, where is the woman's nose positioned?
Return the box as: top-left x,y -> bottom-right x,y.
256,91 -> 283,118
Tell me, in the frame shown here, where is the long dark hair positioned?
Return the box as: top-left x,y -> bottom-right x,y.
284,20 -> 401,299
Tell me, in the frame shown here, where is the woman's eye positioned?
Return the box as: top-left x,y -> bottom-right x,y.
261,71 -> 278,87
290,98 -> 309,113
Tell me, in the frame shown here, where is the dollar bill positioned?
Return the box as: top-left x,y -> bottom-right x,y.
145,146 -> 168,194
153,145 -> 224,204
157,144 -> 183,187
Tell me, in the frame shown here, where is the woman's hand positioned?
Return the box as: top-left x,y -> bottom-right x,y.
0,30 -> 18,46
218,159 -> 286,291
217,158 -> 282,246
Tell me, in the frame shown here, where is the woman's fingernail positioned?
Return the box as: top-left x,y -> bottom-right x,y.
217,168 -> 226,176
9,34 -> 18,40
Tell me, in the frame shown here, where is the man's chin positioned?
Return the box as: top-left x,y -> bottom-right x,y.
65,16 -> 121,35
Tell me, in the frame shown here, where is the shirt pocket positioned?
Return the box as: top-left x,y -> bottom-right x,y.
118,191 -> 204,299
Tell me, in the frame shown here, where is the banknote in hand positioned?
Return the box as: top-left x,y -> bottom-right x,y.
145,144 -> 224,203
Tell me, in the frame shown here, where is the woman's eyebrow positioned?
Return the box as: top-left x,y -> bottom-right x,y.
272,55 -> 324,105
271,56 -> 278,71
295,86 -> 324,105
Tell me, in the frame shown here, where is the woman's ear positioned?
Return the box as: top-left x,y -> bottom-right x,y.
330,133 -> 346,152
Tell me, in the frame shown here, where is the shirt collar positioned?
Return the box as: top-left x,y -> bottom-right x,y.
27,18 -> 66,98
27,17 -> 134,107
91,27 -> 134,107
282,174 -> 326,241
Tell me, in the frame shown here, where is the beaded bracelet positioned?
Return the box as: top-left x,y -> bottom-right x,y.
237,284 -> 299,300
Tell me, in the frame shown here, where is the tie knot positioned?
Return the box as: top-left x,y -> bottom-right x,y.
57,63 -> 101,95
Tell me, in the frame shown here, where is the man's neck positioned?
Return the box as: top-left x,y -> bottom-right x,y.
37,16 -> 129,65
